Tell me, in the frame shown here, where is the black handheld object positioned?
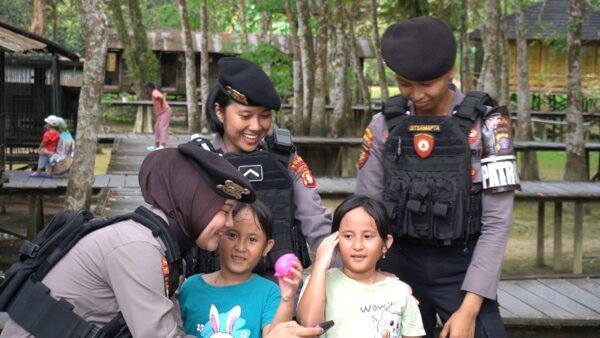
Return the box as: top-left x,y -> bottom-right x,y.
317,320 -> 335,334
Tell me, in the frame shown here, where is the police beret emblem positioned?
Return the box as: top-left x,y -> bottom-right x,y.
217,180 -> 251,200
226,86 -> 249,105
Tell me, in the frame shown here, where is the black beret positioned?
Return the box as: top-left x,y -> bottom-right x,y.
381,16 -> 456,81
217,57 -> 281,111
177,143 -> 256,203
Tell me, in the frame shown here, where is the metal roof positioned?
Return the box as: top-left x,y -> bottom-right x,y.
108,30 -> 376,58
470,0 -> 600,41
0,20 -> 79,60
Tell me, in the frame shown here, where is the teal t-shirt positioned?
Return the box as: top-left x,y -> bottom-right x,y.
179,274 -> 280,338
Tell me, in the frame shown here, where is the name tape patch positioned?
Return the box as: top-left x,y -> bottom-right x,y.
408,124 -> 441,133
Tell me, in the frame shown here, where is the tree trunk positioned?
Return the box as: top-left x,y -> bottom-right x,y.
564,0 -> 587,180
477,0 -> 501,100
310,0 -> 329,136
331,0 -> 348,137
498,1 -> 509,106
259,8 -> 272,76
65,0 -> 107,211
199,0 -> 209,131
460,0 -> 471,93
177,0 -> 200,133
240,0 -> 248,45
296,0 -> 314,134
284,0 -> 303,131
31,0 -> 47,36
348,0 -> 371,133
51,0 -> 58,41
515,0 -> 539,180
128,0 -> 154,133
370,0 -> 388,101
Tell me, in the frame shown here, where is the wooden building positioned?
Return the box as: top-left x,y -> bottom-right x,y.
471,0 -> 600,109
0,20 -> 80,169
104,30 -> 375,95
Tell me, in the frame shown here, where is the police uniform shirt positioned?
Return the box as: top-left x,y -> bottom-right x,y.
0,208 -> 194,338
355,88 -> 514,300
211,133 -> 333,257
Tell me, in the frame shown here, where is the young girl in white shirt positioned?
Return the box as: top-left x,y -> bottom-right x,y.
297,195 -> 425,338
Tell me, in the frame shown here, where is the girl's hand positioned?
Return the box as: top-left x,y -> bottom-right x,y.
314,232 -> 339,272
277,258 -> 303,303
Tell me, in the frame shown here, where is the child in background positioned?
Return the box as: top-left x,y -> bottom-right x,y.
144,81 -> 171,151
49,117 -> 75,176
179,201 -> 303,338
30,115 -> 61,177
297,195 -> 425,338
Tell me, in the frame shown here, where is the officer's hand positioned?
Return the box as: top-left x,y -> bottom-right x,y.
264,321 -> 324,338
313,232 -> 339,271
277,258 -> 303,302
439,307 -> 476,338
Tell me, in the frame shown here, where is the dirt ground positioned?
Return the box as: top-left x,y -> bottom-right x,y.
0,195 -> 70,273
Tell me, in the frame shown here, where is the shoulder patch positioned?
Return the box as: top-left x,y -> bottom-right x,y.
358,127 -> 374,169
161,257 -> 170,297
290,155 -> 317,188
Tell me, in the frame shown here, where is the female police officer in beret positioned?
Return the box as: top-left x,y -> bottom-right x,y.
194,57 -> 336,276
1,144 -> 323,338
356,17 -> 519,338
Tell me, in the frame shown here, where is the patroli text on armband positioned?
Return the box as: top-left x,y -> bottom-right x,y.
481,105 -> 521,192
481,155 -> 520,192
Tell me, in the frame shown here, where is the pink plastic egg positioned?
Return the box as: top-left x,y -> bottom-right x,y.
274,253 -> 297,277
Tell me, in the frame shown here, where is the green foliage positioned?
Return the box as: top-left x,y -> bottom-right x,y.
0,1 -> 32,30
240,43 -> 293,99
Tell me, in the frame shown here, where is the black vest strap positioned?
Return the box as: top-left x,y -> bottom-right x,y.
7,278 -> 103,338
455,91 -> 495,120
8,206 -> 180,338
382,94 -> 408,132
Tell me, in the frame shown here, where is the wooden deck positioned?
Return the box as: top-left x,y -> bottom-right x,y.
2,133 -> 599,335
98,134 -> 600,335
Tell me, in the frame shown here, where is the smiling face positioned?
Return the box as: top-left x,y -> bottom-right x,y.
338,207 -> 393,281
219,207 -> 274,278
396,66 -> 455,116
216,101 -> 273,153
195,199 -> 237,251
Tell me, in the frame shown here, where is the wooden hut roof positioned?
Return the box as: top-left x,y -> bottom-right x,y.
470,0 -> 600,41
107,30 -> 375,58
0,20 -> 79,60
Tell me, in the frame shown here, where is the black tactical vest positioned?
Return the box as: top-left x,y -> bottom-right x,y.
225,147 -> 311,271
191,139 -> 312,275
382,95 -> 486,245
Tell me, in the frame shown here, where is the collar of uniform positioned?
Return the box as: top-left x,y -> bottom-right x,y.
211,133 -> 268,154
147,206 -> 170,252
406,87 -> 463,117
211,133 -> 228,153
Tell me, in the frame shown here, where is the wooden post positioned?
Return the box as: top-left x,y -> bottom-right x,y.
536,202 -> 545,266
553,202 -> 562,271
573,201 -> 584,274
27,195 -> 44,238
143,106 -> 154,133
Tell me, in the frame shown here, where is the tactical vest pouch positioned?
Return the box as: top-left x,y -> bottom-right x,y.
383,115 -> 479,245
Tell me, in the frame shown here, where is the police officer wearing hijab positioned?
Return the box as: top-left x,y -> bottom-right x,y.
1,145 -> 323,338
194,57 -> 336,276
356,17 -> 520,338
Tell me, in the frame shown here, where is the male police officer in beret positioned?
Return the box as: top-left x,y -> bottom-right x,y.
357,17 -> 520,338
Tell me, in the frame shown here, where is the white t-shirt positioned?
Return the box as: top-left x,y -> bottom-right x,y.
300,268 -> 425,338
